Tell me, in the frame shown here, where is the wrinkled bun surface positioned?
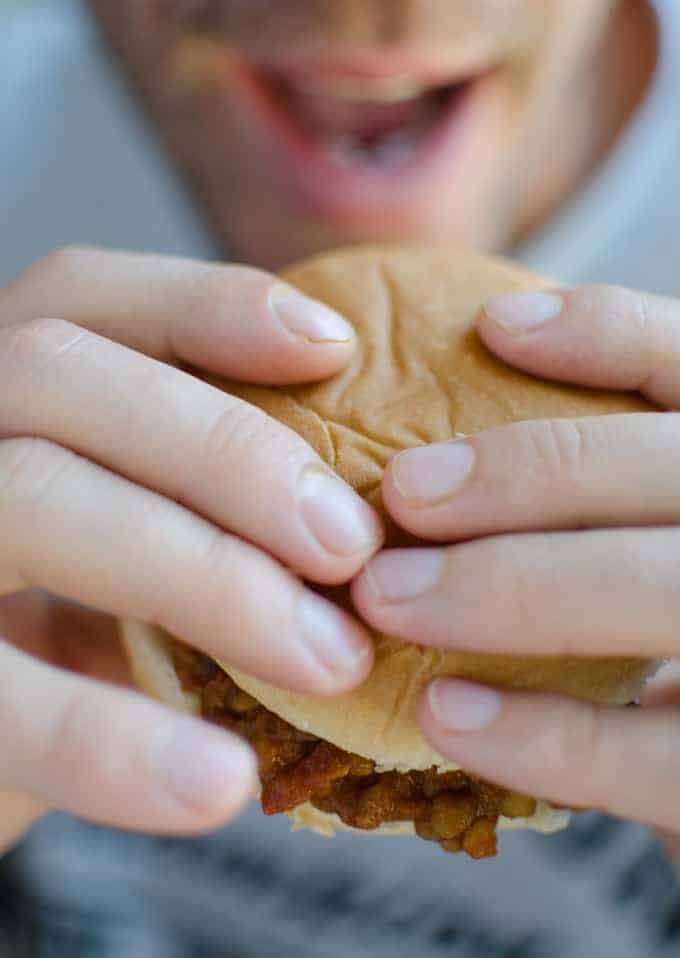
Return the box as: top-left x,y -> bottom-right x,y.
207,245 -> 654,771
122,244 -> 655,839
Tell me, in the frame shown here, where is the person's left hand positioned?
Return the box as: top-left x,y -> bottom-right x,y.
351,283 -> 680,861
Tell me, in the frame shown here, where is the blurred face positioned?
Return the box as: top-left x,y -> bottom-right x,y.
90,1 -> 624,267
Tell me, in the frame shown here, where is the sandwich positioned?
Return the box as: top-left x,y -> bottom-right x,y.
121,244 -> 655,859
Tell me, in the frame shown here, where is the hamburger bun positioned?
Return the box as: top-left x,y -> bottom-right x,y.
122,244 -> 656,844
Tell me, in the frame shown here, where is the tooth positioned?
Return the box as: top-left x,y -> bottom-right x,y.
293,75 -> 427,103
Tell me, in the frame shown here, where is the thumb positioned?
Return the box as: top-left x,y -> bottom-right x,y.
477,285 -> 680,409
0,639 -> 257,834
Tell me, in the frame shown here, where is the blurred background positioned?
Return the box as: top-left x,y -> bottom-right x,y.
2,807 -> 680,958
2,1 -> 680,956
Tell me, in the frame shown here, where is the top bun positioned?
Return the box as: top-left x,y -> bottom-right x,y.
197,244 -> 655,773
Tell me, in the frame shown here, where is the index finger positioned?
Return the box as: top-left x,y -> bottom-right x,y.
1,246 -> 357,384
477,285 -> 680,409
0,321 -> 382,585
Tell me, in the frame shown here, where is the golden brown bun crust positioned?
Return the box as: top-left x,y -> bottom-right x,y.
193,244 -> 656,772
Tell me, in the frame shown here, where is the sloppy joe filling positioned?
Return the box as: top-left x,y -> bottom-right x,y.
173,643 -> 537,859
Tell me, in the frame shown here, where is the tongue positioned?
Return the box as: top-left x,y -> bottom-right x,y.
285,86 -> 437,141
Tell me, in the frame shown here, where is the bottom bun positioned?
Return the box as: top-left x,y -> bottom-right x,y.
120,619 -> 571,840
288,798 -> 570,839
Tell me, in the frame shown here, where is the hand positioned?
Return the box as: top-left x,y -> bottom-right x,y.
0,247 -> 382,852
352,284 -> 680,863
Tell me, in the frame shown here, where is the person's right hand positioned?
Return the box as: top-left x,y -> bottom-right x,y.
0,247 -> 382,851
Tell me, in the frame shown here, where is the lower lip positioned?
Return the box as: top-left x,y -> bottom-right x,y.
227,64 -> 492,230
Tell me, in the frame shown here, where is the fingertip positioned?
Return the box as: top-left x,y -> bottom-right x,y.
174,267 -> 358,385
416,681 -> 510,786
416,680 -> 436,733
483,291 -> 563,334
296,466 -> 385,578
270,285 -> 356,346
475,290 -> 562,363
266,285 -> 358,383
349,568 -> 380,629
380,459 -> 415,527
381,442 -> 476,533
350,558 -> 420,644
424,679 -> 503,734
415,681 -> 458,762
157,717 -> 258,826
297,592 -> 375,697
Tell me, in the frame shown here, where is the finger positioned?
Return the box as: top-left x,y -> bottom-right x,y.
0,319 -> 382,585
0,641 -> 257,833
418,677 -> 680,834
352,527 -> 679,659
477,285 -> 680,408
1,246 -> 356,384
0,438 -> 373,695
382,413 -> 680,542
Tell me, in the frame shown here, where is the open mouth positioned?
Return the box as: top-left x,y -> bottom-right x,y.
214,50 -> 498,227
255,67 -> 474,171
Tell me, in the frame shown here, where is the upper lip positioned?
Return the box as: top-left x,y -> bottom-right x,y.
250,47 -> 496,92
280,74 -> 450,104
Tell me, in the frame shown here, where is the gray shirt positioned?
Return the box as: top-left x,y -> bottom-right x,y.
2,2 -> 680,957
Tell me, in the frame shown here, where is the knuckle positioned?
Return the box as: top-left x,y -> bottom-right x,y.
521,418 -> 589,491
45,688 -> 129,791
503,541 -> 541,630
631,291 -> 653,333
578,284 -> 644,328
540,703 -> 604,805
0,437 -> 77,515
576,283 -> 622,308
184,264 -> 270,324
1,316 -> 87,371
202,399 -> 294,467
455,537 -> 527,637
195,527 -> 241,583
221,263 -> 273,286
469,537 -> 513,608
0,439 -> 38,504
185,267 -> 228,324
31,245 -> 98,285
46,690 -> 99,772
471,535 -> 572,654
0,246 -> 100,318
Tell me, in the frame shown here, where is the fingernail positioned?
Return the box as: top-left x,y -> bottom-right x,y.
159,718 -> 257,813
428,679 -> 502,731
392,441 -> 475,504
364,549 -> 445,602
298,591 -> 370,675
270,285 -> 355,343
298,466 -> 382,557
484,291 -> 563,334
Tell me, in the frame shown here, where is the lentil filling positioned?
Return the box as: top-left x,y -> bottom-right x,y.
173,643 -> 538,859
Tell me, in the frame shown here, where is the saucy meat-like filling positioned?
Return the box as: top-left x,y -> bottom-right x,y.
173,643 -> 537,859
